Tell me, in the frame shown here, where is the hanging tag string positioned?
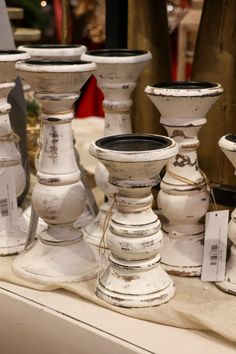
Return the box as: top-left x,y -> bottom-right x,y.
95,194 -> 117,291
99,194 -> 117,255
168,169 -> 218,211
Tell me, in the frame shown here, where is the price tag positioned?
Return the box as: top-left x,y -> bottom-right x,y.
201,210 -> 229,282
0,167 -> 18,233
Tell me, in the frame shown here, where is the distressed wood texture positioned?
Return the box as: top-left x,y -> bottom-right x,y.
217,135 -> 236,294
12,59 -> 98,284
0,50 -> 29,255
81,49 -> 152,247
145,81 -> 223,276
89,133 -> 178,307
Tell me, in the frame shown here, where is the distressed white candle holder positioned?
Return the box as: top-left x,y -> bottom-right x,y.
18,44 -> 89,235
13,59 -> 98,284
81,49 -> 152,247
90,133 -> 178,307
216,134 -> 236,294
145,81 -> 223,276
0,50 -> 30,255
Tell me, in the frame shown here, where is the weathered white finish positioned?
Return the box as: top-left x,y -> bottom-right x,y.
18,44 -> 87,60
0,50 -> 30,255
90,133 -> 178,307
81,49 -> 152,247
12,59 -> 98,284
216,134 -> 236,294
145,82 -> 223,276
18,44 -> 88,235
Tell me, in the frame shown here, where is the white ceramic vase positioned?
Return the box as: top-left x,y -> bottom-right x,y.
0,49 -> 30,255
216,134 -> 236,294
12,59 -> 98,284
90,133 -> 178,307
81,49 -> 152,247
145,81 -> 223,276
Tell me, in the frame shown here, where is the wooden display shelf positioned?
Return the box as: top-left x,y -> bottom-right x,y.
0,281 -> 234,354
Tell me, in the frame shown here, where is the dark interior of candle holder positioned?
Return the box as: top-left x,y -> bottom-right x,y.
23,59 -> 91,65
86,49 -> 147,57
0,50 -> 25,55
225,134 -> 236,143
22,44 -> 81,49
153,81 -> 218,90
96,134 -> 172,152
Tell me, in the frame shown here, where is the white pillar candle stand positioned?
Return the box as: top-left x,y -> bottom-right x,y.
81,49 -> 152,247
13,59 -> 98,284
145,81 -> 223,276
0,50 -> 30,255
89,133 -> 178,307
217,134 -> 236,294
17,44 -> 88,234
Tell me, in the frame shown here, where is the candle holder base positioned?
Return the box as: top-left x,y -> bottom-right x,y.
96,255 -> 175,308
216,280 -> 236,295
161,225 -> 203,276
216,250 -> 236,295
13,225 -> 98,284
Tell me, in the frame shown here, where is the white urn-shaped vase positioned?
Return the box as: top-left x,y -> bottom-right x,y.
81,49 -> 152,247
90,133 -> 178,307
13,59 -> 98,284
145,81 -> 223,276
0,50 -> 29,255
217,134 -> 236,294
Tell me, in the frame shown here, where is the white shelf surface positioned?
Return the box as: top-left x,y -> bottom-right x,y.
0,280 -> 235,354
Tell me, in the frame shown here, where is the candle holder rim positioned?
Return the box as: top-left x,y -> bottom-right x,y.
82,49 -> 152,64
17,44 -> 87,56
225,134 -> 236,143
145,81 -> 223,97
15,59 -> 96,73
90,134 -> 178,162
0,50 -> 30,61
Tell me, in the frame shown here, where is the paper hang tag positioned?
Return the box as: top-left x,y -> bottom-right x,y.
0,168 -> 18,233
201,210 -> 229,282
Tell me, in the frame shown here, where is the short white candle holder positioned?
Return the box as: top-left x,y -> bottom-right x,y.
90,133 -> 178,307
145,81 -> 223,276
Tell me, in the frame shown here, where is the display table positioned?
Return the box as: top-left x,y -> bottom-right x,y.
0,280 -> 234,354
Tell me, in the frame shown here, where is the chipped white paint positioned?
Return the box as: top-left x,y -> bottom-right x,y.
216,134 -> 236,294
90,133 -> 178,307
145,82 -> 223,276
13,59 -> 98,284
0,50 -> 30,255
81,49 -> 152,247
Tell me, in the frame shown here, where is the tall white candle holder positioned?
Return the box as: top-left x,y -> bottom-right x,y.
90,133 -> 178,307
217,134 -> 236,294
0,50 -> 30,255
17,44 -> 89,234
13,59 -> 98,284
145,81 -> 223,276
81,49 -> 152,247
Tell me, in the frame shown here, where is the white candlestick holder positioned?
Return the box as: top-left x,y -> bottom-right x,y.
216,134 -> 236,294
145,81 -> 223,276
90,133 -> 178,307
13,59 -> 98,284
81,49 -> 152,247
0,50 -> 29,255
